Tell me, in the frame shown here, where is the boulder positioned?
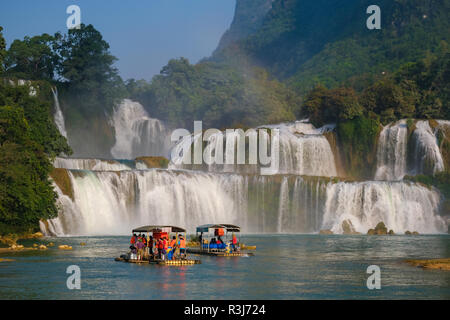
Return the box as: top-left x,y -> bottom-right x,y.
0,235 -> 18,246
31,232 -> 44,238
405,230 -> 412,235
58,245 -> 73,250
47,242 -> 54,247
33,243 -> 38,247
9,244 -> 24,250
388,230 -> 395,235
374,222 -> 388,235
367,229 -> 376,235
412,231 -> 419,235
342,220 -> 361,234
39,245 -> 47,250
319,229 -> 333,235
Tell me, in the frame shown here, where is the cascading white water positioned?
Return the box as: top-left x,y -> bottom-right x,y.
321,181 -> 445,234
277,177 -> 289,233
110,99 -> 172,159
42,167 -> 446,236
169,121 -> 338,176
410,120 -> 445,175
51,87 -> 67,138
43,169 -> 247,236
53,157 -> 145,171
374,120 -> 408,181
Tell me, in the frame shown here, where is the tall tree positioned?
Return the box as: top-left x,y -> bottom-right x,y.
54,24 -> 119,90
0,27 -> 6,74
4,33 -> 57,80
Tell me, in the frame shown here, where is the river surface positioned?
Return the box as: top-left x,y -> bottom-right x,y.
0,235 -> 449,299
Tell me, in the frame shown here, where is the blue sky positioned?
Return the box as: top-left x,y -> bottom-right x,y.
0,0 -> 236,80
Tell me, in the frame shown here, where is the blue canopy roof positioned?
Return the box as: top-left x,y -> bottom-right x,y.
196,224 -> 240,233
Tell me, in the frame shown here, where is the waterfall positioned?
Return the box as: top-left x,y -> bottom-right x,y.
374,119 -> 447,179
169,121 -> 338,176
374,120 -> 408,181
53,157 -> 147,171
110,99 -> 172,159
277,177 -> 289,232
322,181 -> 445,234
42,166 -> 446,236
51,87 -> 67,138
44,169 -> 246,236
409,120 -> 445,175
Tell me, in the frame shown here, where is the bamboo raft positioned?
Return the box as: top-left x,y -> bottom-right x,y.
115,257 -> 201,265
186,248 -> 254,257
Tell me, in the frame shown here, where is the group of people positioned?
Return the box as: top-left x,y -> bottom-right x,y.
200,233 -> 239,251
130,233 -> 186,261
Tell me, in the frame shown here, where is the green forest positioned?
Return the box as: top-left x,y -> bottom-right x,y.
0,0 -> 449,234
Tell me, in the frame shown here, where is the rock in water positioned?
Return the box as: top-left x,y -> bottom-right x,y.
341,220 -> 360,234
374,222 -> 388,235
319,229 -> 333,235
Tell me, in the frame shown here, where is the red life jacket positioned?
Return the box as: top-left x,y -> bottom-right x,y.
130,236 -> 136,244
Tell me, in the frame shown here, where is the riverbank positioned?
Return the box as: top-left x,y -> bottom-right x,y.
405,258 -> 450,271
0,231 -> 44,246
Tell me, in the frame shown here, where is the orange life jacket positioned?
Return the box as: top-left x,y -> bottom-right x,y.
179,238 -> 186,249
163,239 -> 168,249
170,239 -> 177,248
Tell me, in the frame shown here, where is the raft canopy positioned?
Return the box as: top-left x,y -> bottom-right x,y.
196,224 -> 240,233
132,225 -> 186,233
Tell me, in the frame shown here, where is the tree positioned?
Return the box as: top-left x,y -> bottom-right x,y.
302,85 -> 363,127
0,27 -> 6,74
361,79 -> 416,124
0,83 -> 72,157
0,105 -> 58,233
132,59 -> 299,129
54,24 -> 119,89
4,33 -> 57,80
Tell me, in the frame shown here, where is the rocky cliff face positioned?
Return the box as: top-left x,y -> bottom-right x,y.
214,0 -> 274,53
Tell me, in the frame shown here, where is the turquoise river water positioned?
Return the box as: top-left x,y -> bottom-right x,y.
0,235 -> 449,299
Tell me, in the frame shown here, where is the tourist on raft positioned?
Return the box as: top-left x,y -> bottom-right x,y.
232,233 -> 237,251
157,238 -> 164,259
135,238 -> 145,261
179,235 -> 186,258
130,233 -> 137,245
168,236 -> 177,260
